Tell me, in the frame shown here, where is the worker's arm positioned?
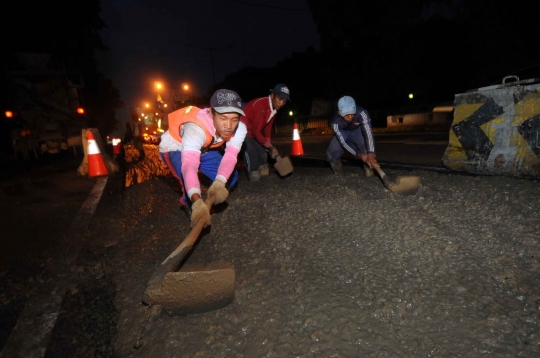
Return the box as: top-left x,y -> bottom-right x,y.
330,119 -> 357,157
261,116 -> 278,157
250,101 -> 274,148
215,122 -> 247,184
357,109 -> 377,167
207,122 -> 248,205
358,109 -> 376,154
180,123 -> 206,202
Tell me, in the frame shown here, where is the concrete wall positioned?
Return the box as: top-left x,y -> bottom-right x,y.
387,112 -> 452,128
443,82 -> 540,178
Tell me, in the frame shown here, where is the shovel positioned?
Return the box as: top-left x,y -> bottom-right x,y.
274,155 -> 293,176
372,164 -> 422,195
142,196 -> 235,315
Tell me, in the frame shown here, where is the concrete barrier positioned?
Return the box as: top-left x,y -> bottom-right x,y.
443,79 -> 540,178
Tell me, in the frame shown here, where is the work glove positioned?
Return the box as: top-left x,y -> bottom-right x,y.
190,199 -> 211,228
207,180 -> 229,205
366,153 -> 378,167
267,145 -> 279,159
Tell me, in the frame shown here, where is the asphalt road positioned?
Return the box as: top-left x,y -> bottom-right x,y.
7,133 -> 520,358
0,132 -> 450,357
273,131 -> 449,168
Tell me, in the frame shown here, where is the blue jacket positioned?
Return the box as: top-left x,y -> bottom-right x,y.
329,107 -> 376,155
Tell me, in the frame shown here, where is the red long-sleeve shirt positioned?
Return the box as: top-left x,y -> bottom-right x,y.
240,96 -> 277,148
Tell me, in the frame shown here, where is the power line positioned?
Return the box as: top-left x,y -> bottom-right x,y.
222,0 -> 309,11
490,63 -> 540,85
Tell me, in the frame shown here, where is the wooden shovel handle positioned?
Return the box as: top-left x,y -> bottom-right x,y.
370,163 -> 396,191
371,163 -> 385,177
147,196 -> 216,283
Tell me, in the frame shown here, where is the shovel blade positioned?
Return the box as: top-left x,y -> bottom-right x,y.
387,175 -> 422,195
144,267 -> 235,315
274,156 -> 293,176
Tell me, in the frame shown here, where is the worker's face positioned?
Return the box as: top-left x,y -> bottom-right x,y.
211,111 -> 240,140
271,94 -> 287,110
340,112 -> 355,123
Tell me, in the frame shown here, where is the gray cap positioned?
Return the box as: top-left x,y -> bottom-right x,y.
210,89 -> 245,115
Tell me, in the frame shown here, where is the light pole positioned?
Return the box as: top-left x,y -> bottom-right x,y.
173,83 -> 191,109
184,43 -> 233,88
206,47 -> 216,87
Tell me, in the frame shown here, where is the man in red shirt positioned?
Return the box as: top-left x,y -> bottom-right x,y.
240,83 -> 290,182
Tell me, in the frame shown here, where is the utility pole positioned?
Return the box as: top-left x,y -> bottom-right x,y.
184,44 -> 233,88
206,47 -> 216,87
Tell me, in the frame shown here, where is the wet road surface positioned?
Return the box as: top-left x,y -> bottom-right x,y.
2,137 -> 540,357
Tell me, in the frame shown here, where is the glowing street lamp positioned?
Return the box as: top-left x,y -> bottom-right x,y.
408,93 -> 414,99
155,82 -> 163,91
182,83 -> 189,91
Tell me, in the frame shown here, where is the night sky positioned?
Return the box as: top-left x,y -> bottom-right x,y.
96,0 -> 320,128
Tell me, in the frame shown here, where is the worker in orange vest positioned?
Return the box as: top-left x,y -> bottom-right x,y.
159,89 -> 246,228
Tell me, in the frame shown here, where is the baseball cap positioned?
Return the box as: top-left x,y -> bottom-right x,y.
210,89 -> 245,115
338,96 -> 356,116
272,83 -> 291,101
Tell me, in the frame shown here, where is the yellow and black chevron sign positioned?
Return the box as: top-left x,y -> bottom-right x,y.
443,86 -> 540,178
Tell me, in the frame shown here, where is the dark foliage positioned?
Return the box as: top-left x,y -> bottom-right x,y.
304,0 -> 540,110
1,0 -> 123,139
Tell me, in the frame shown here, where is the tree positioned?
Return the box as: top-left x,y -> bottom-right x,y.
306,0 -> 540,110
1,0 -> 123,138
214,47 -> 323,117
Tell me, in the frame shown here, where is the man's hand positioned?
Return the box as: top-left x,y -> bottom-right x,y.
190,199 -> 211,228
267,145 -> 279,159
366,153 -> 378,167
357,152 -> 368,163
207,180 -> 229,205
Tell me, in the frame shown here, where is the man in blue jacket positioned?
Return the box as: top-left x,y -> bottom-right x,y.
326,96 -> 378,175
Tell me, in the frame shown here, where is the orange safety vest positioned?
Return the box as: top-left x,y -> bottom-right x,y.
167,106 -> 225,149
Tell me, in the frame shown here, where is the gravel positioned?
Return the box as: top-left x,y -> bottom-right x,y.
110,165 -> 540,357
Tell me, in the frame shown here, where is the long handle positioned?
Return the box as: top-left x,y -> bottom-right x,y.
371,163 -> 385,178
145,196 -> 216,287
371,164 -> 395,190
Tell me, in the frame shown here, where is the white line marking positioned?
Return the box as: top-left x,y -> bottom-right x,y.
0,177 -> 108,358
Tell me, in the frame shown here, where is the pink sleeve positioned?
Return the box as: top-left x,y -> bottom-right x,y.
216,145 -> 240,183
181,150 -> 202,199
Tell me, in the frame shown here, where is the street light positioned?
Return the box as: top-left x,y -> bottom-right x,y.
155,82 -> 163,91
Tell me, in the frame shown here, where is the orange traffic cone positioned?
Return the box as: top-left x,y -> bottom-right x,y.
291,123 -> 304,156
87,130 -> 109,177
